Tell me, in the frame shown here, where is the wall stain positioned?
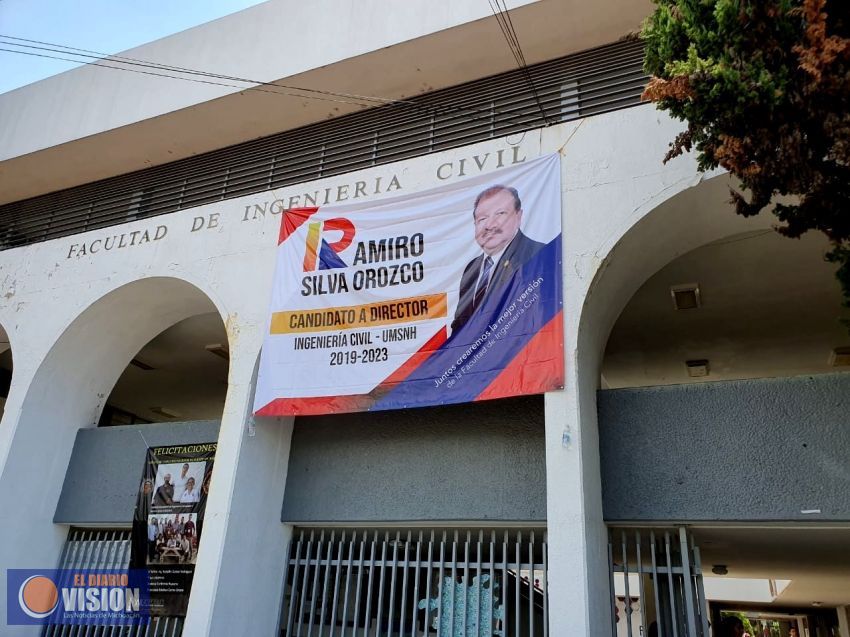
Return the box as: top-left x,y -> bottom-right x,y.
225,313 -> 240,348
3,277 -> 16,299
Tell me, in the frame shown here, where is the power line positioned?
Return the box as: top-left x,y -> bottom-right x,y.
0,35 -> 559,199
499,0 -> 530,67
0,47 -> 377,109
492,0 -> 549,124
0,44 -> 507,128
0,34 -> 517,126
485,0 -> 550,125
487,0 -> 524,69
0,34 -> 399,108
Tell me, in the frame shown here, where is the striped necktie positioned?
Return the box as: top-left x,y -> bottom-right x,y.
473,256 -> 494,311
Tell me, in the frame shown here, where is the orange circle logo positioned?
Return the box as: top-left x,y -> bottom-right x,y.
18,575 -> 59,619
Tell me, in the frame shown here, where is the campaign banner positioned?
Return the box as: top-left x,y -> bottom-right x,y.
254,153 -> 563,416
130,443 -> 216,617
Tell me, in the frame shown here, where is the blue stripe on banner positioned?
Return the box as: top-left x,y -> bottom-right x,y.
318,239 -> 348,269
370,235 -> 562,411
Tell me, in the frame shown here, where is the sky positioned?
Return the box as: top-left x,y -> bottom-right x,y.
0,0 -> 266,95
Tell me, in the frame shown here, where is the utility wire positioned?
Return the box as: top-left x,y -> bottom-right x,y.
493,0 -> 549,123
487,0 -> 524,69
0,34 -> 400,108
0,47 -> 377,108
0,34 -> 521,126
0,41 -> 536,197
486,0 -> 550,125
0,37 -> 557,198
498,0 -> 528,65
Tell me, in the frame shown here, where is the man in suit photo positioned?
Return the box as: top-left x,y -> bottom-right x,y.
451,184 -> 545,333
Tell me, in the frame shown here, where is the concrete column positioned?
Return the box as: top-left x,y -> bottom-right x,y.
837,606 -> 850,637
544,387 -> 610,635
544,291 -> 612,636
539,117 -> 614,637
183,346 -> 295,636
537,107 -> 725,636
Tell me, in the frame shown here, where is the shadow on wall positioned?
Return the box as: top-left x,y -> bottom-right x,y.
99,312 -> 230,426
283,394 -> 547,524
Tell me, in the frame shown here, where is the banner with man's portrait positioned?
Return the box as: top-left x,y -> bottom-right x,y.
254,153 -> 563,416
130,443 -> 216,617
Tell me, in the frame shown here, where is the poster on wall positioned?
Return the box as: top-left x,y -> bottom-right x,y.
130,443 -> 216,617
254,153 -> 563,416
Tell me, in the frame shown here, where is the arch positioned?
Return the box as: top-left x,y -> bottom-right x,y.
0,321 -> 12,425
577,173 -> 775,387
585,170 -> 850,634
602,227 -> 843,387
99,311 -> 231,426
20,277 -> 226,427
0,276 -> 228,620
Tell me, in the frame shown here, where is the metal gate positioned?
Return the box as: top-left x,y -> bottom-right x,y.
43,528 -> 184,637
608,527 -> 709,637
279,528 -> 548,636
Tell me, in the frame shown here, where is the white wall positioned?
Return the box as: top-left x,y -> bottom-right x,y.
0,0 -> 542,162
0,104 -> 738,634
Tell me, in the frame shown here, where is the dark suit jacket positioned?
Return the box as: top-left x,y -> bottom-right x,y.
153,483 -> 174,506
451,231 -> 545,333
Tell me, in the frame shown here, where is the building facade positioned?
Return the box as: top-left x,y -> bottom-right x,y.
0,1 -> 848,635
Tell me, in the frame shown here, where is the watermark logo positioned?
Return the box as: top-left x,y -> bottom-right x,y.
303,217 -> 356,271
7,569 -> 149,626
18,575 -> 59,619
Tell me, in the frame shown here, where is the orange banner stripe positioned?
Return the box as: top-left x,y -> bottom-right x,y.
270,293 -> 447,334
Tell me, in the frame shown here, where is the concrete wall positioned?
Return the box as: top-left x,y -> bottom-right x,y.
599,372 -> 850,522
0,0 -> 547,162
0,106 -> 732,635
54,420 -> 220,524
282,396 -> 545,523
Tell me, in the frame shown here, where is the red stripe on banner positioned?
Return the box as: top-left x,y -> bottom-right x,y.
279,206 -> 320,245
255,393 -> 375,417
475,311 -> 565,401
371,327 -> 448,396
322,217 -> 356,253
